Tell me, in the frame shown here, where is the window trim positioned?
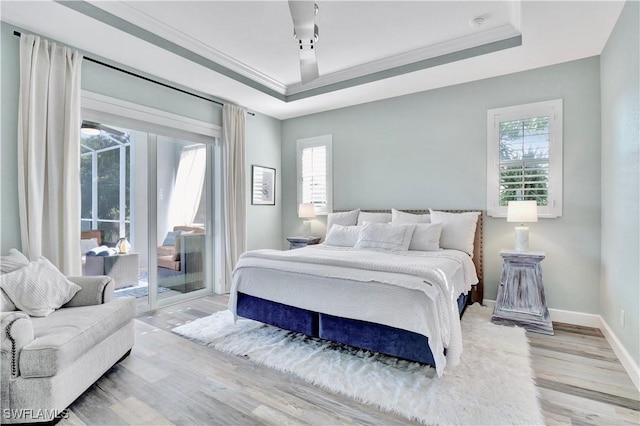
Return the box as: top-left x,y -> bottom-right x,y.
487,99 -> 563,218
296,134 -> 333,216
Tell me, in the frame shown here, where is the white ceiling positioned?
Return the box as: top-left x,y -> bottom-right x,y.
1,1 -> 625,120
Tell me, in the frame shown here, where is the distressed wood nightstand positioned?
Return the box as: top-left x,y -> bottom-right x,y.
492,250 -> 554,335
286,236 -> 321,250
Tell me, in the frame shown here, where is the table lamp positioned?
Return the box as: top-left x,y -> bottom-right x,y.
507,200 -> 538,252
298,203 -> 316,236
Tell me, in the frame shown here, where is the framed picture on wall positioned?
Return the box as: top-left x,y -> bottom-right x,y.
251,165 -> 276,205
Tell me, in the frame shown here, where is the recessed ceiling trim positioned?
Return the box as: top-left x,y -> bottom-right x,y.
88,0 -> 290,95
57,0 -> 521,104
286,23 -> 522,96
286,34 -> 523,102
56,0 -> 287,101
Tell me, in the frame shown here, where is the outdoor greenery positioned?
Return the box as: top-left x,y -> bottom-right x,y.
80,132 -> 131,243
498,116 -> 550,207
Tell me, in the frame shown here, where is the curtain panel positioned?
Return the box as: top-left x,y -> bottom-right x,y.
222,104 -> 247,291
17,34 -> 83,275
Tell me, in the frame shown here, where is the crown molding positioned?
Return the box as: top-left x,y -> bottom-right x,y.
286,23 -> 521,96
85,0 -> 521,99
90,1 -> 289,95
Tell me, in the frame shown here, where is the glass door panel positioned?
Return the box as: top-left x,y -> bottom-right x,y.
156,136 -> 209,301
80,123 -> 150,308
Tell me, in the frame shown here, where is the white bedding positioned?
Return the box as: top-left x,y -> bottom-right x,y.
229,245 -> 478,376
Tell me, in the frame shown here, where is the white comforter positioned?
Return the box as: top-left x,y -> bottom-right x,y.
229,245 -> 478,376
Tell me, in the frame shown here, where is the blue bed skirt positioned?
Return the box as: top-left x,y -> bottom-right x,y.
236,291 -> 469,367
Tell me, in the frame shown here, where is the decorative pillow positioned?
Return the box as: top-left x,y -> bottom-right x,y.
162,230 -> 183,246
326,209 -> 360,233
324,225 -> 362,247
409,223 -> 443,251
429,210 -> 480,256
0,248 -> 30,274
391,209 -> 430,224
356,212 -> 392,225
0,257 -> 81,317
80,238 -> 99,254
354,223 -> 416,252
1,289 -> 16,312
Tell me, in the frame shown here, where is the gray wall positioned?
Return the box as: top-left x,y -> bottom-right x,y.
282,57 -> 603,315
0,22 -> 282,257
246,112 -> 283,251
600,0 -> 640,365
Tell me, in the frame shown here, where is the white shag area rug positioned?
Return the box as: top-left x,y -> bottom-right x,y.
172,303 -> 544,425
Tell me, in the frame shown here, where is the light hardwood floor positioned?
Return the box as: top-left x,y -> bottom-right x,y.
60,295 -> 639,425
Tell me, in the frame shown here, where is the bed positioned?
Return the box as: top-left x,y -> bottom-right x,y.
229,209 -> 484,376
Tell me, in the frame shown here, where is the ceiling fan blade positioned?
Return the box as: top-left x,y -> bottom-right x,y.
288,1 -> 315,38
288,0 -> 319,84
300,55 -> 319,84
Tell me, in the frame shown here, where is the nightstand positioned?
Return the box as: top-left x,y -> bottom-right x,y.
492,250 -> 554,335
286,236 -> 321,250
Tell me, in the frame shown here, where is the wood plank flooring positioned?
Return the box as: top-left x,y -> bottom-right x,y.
60,295 -> 640,425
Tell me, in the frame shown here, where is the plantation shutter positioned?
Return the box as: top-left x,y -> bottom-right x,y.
498,116 -> 550,206
301,145 -> 327,211
296,135 -> 332,215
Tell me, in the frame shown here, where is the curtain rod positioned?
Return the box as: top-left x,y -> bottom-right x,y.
13,30 -> 255,116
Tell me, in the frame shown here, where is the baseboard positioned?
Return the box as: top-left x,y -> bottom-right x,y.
482,299 -> 601,327
483,299 -> 640,391
599,317 -> 640,391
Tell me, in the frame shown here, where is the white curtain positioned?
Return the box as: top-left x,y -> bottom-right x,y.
169,144 -> 206,225
17,34 -> 83,275
222,104 -> 247,291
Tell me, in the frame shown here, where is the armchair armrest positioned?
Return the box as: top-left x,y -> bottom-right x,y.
64,275 -> 115,307
1,311 -> 33,379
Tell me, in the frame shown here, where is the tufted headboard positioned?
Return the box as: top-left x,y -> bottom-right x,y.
333,209 -> 484,304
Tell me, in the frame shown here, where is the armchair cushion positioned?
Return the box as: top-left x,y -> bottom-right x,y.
0,257 -> 81,317
21,297 -> 136,378
1,311 -> 34,378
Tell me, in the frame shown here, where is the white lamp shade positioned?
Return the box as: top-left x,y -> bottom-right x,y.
507,201 -> 538,223
298,203 -> 316,219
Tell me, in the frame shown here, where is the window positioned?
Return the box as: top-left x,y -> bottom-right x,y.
297,135 -> 333,215
487,99 -> 563,218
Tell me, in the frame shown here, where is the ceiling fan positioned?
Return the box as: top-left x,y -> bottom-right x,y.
288,1 -> 320,84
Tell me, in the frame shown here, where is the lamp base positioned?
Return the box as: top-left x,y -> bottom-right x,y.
514,226 -> 530,252
303,220 -> 312,237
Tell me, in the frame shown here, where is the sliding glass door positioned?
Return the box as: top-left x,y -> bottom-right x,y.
155,136 -> 209,300
80,120 -> 214,310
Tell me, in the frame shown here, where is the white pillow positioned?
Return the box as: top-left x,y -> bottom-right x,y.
326,209 -> 360,233
354,223 -> 416,252
0,257 -> 81,317
80,238 -> 100,254
1,248 -> 30,274
1,289 -> 16,312
324,225 -> 362,247
409,223 -> 443,251
356,212 -> 392,225
391,209 -> 430,224
429,210 -> 480,256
